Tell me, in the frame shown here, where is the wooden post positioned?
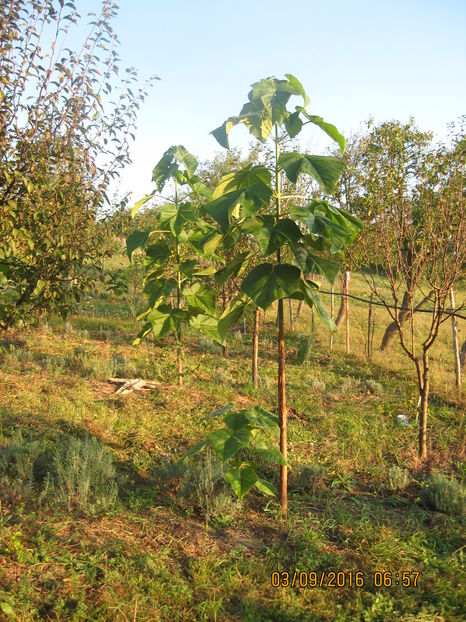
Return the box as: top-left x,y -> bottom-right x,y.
330,284 -> 334,349
295,300 -> 304,320
450,288 -> 461,388
288,299 -> 294,332
345,271 -> 350,354
252,307 -> 260,388
311,307 -> 315,337
367,293 -> 373,361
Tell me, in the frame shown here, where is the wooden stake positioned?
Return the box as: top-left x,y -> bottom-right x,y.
367,293 -> 373,361
252,307 -> 260,388
450,288 -> 461,388
330,284 -> 334,349
288,299 -> 294,332
345,271 -> 350,354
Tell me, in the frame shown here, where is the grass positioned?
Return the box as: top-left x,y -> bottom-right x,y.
0,264 -> 464,621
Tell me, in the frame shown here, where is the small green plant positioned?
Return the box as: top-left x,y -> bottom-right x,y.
0,432 -> 38,501
307,375 -> 326,393
387,465 -> 410,491
50,435 -> 118,512
177,450 -> 240,526
294,463 -> 326,493
187,404 -> 284,499
296,334 -> 311,365
420,472 -> 465,515
361,378 -> 384,395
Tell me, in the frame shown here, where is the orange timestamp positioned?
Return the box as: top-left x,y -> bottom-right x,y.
270,570 -> 420,589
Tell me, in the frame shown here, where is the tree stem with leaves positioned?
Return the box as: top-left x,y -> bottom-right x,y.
274,124 -> 287,516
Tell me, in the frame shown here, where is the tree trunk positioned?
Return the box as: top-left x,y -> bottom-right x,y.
252,307 -> 260,388
380,290 -> 411,351
295,300 -> 304,320
419,352 -> 430,460
450,289 -> 461,388
277,299 -> 287,516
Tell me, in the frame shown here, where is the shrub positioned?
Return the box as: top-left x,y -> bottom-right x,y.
110,353 -> 137,378
387,465 -> 410,491
307,375 -> 326,394
0,432 -> 38,501
361,379 -> 384,395
420,472 -> 465,515
294,464 -> 326,494
296,335 -> 311,365
50,435 -> 118,511
175,450 -> 241,525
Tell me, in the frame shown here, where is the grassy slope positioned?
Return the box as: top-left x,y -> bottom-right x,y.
0,267 -> 464,621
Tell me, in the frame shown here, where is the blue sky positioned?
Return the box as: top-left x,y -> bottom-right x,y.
78,0 -> 466,200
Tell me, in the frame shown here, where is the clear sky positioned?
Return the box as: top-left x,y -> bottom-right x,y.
77,0 -> 466,200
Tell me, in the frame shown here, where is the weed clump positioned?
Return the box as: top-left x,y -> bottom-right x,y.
158,451 -> 241,526
387,465 -> 410,491
420,472 -> 465,515
307,375 -> 326,394
50,435 -> 118,511
294,463 -> 326,494
296,334 -> 311,365
0,432 -> 38,501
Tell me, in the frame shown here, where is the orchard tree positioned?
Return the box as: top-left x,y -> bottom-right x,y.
193,75 -> 361,513
0,0 -> 155,331
350,120 -> 465,459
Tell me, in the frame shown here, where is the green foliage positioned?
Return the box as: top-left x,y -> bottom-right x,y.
387,465 -> 410,491
186,405 -> 282,498
296,334 -> 311,365
0,1 -> 154,331
0,431 -> 39,502
208,73 -> 362,340
129,146 -> 223,360
420,472 -> 465,515
294,464 -> 327,494
176,450 -> 241,526
50,436 -> 118,512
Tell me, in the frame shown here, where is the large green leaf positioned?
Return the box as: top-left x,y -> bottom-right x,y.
131,192 -> 155,218
297,109 -> 346,153
146,305 -> 187,340
203,189 -> 244,231
214,251 -> 252,286
152,145 -> 198,191
189,313 -> 223,344
159,202 -> 196,236
146,239 -> 171,263
207,427 -> 251,461
241,406 -> 280,432
183,281 -> 217,314
266,219 -> 302,254
224,465 -> 258,498
255,479 -> 277,497
240,263 -> 301,310
279,152 -> 345,194
213,165 -> 272,205
292,243 -> 340,285
254,440 -> 286,465
298,277 -> 336,332
202,403 -> 234,421
143,278 -> 175,307
127,229 -> 150,260
217,295 -> 253,341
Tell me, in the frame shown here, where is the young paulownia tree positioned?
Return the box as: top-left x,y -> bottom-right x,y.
128,146 -> 223,385
193,75 -> 362,513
